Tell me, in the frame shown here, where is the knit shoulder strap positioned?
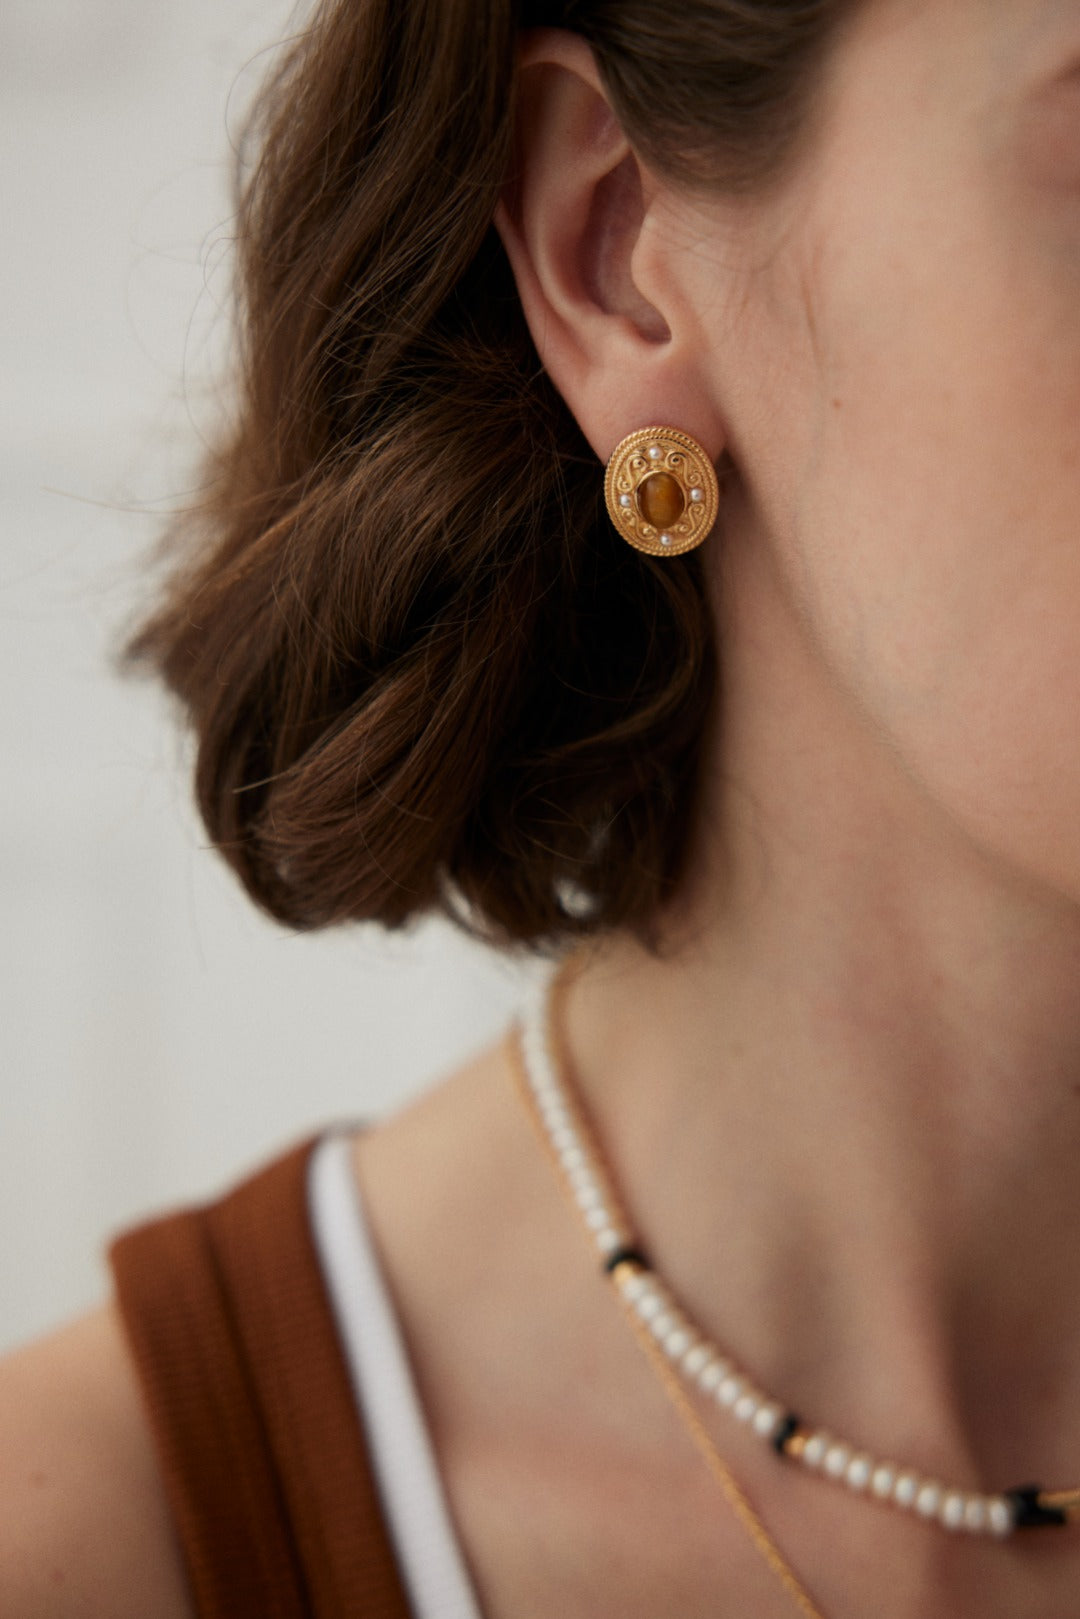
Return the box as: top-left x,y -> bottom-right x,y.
108,1136 -> 414,1619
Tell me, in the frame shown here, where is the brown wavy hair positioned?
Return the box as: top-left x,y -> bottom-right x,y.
129,0 -> 849,949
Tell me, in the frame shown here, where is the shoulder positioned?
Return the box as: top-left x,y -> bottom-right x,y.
352,1033 -> 547,1319
0,1304 -> 194,1619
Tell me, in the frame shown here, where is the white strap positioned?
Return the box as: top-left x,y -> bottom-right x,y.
307,1132 -> 484,1619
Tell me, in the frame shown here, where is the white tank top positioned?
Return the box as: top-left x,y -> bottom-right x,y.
307,1130 -> 485,1619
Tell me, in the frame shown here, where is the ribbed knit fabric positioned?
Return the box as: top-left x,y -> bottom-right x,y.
108,1136 -> 414,1619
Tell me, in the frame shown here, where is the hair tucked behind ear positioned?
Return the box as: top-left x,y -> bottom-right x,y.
128,0 -> 848,949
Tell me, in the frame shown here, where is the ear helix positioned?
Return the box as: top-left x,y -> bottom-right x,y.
603,427 -> 719,557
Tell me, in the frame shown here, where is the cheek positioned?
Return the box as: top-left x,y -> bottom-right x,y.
779,233 -> 1080,896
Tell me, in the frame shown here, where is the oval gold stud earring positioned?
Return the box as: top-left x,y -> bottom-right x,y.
603,427 -> 720,557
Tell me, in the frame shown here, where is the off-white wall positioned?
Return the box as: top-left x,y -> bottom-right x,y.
0,1 -> 537,1356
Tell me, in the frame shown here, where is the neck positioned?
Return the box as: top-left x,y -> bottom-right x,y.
560,529 -> 1080,1494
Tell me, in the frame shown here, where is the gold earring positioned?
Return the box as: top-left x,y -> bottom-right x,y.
603,427 -> 719,557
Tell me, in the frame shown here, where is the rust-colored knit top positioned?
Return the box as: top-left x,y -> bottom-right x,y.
109,1137 -> 415,1618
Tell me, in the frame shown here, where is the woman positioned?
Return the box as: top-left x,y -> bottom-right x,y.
5,0 -> 1080,1612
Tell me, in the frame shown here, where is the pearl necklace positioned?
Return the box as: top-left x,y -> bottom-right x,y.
516,962 -> 1080,1543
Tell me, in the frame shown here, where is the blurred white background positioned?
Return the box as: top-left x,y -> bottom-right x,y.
0,0 -> 535,1356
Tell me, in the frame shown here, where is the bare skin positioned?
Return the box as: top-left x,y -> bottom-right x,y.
0,1306 -> 192,1617
6,0 -> 1080,1613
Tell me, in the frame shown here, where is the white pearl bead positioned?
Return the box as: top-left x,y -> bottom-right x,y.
698,1358 -> 724,1393
940,1492 -> 967,1530
734,1392 -> 761,1425
619,493 -> 632,506
521,1023 -> 544,1058
565,1170 -> 596,1200
567,1172 -> 601,1204
915,1482 -> 943,1519
963,1496 -> 989,1534
525,1053 -> 553,1089
683,1344 -> 711,1378
584,1206 -> 612,1232
893,1473 -> 920,1509
663,1327 -> 694,1361
573,1183 -> 603,1213
801,1433 -> 829,1469
717,1373 -> 746,1410
871,1464 -> 897,1499
824,1443 -> 852,1480
596,1228 -> 623,1258
689,487 -> 704,502
635,1290 -> 664,1322
753,1403 -> 784,1442
556,1142 -> 586,1173
549,1124 -> 578,1154
660,534 -> 673,547
529,1064 -> 561,1092
987,1498 -> 1014,1538
846,1455 -> 873,1492
648,445 -> 663,459
619,1271 -> 647,1302
651,1312 -> 677,1339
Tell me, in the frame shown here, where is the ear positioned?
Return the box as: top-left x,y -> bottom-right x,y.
495,30 -> 726,468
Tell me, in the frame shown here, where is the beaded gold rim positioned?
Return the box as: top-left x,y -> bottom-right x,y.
603,427 -> 719,557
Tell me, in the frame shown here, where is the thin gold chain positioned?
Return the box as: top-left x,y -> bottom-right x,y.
507,1021 -> 829,1619
615,1268 -> 828,1619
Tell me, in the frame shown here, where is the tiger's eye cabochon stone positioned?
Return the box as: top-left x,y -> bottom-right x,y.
637,472 -> 685,529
